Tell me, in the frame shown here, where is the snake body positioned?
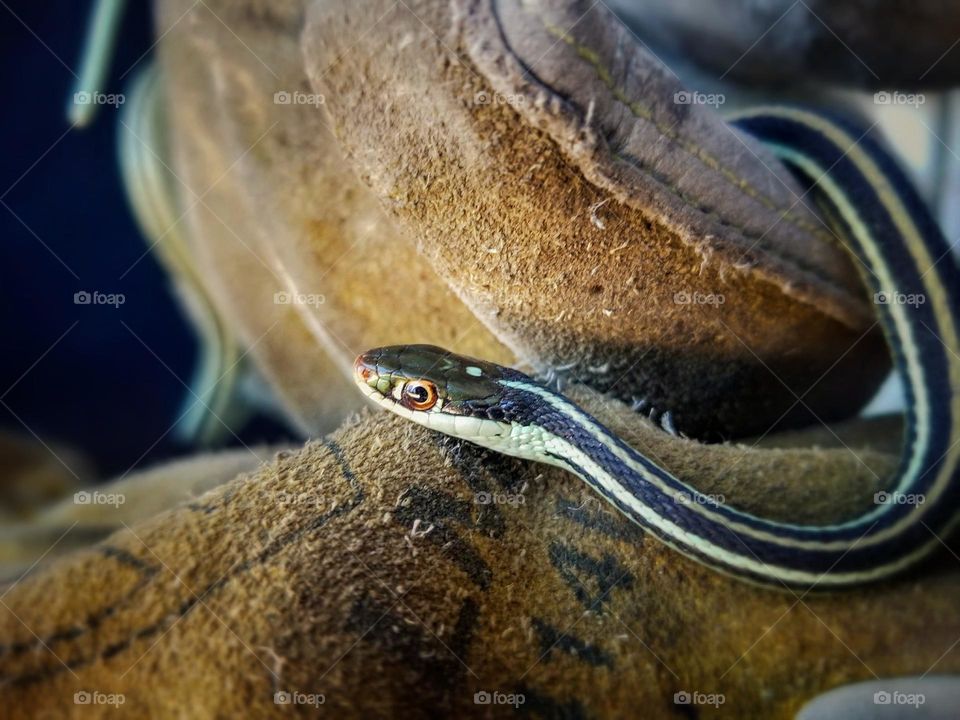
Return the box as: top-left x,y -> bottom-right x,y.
353,107 -> 960,590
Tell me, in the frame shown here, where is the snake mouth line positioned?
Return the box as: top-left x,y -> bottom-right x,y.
352,370 -> 427,428
353,352 -> 514,440
354,376 -> 404,412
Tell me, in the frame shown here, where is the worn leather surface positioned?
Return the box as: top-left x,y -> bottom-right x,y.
303,0 -> 889,438
0,446 -> 282,577
1,391 -> 957,719
3,1 -> 951,717
151,0 -> 893,439
156,0 -> 513,436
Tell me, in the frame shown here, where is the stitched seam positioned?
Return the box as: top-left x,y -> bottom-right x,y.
477,1 -> 866,320
531,11 -> 834,245
0,442 -> 365,687
483,2 -> 850,294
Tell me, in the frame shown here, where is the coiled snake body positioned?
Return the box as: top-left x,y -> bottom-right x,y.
353,107 -> 960,590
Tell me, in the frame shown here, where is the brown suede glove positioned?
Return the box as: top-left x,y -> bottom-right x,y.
155,0 -> 888,439
2,392 -> 957,719
4,1 -> 955,718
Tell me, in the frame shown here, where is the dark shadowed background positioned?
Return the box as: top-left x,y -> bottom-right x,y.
0,2 -> 287,481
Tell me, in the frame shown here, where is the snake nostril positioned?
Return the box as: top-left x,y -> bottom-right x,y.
354,355 -> 375,383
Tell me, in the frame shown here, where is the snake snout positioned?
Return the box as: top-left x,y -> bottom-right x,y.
354,352 -> 397,399
353,354 -> 379,387
353,355 -> 371,378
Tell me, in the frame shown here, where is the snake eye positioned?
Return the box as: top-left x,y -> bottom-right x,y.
403,380 -> 438,411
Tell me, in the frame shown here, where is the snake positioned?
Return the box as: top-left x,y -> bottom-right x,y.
352,107 -> 960,591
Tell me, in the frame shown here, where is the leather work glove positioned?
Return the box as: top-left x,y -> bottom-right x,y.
4,1 -> 960,717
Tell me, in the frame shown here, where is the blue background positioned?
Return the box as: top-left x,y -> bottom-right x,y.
0,2 -> 287,480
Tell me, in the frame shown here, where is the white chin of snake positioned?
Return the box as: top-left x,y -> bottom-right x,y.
355,380 -> 513,441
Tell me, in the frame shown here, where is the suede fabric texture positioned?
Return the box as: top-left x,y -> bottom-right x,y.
153,0 -> 892,439
0,446 -> 285,577
1,390 -> 957,719
8,1 -> 954,717
302,0 -> 889,438
156,0 -> 514,436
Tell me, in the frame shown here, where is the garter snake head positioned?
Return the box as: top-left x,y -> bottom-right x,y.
353,345 -> 532,441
